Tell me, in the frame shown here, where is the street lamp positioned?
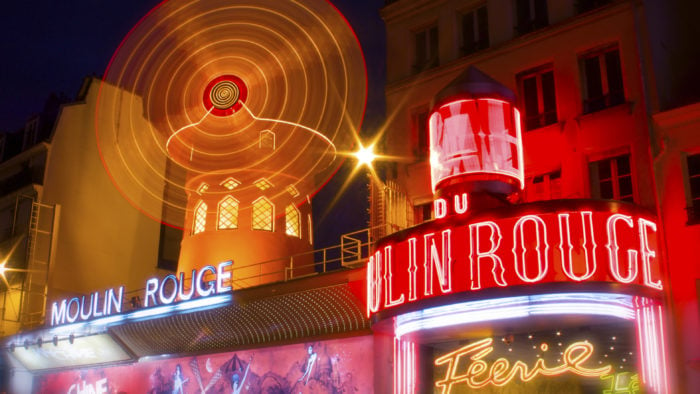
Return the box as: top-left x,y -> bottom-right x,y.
353,143 -> 377,168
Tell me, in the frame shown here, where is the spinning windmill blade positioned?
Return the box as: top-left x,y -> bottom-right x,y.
96,0 -> 367,227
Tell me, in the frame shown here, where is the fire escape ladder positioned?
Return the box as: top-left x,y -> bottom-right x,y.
20,201 -> 57,329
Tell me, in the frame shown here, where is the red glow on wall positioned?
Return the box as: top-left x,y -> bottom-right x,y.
428,98 -> 524,192
367,203 -> 663,317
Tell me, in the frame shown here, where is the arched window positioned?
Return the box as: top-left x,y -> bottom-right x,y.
259,130 -> 276,150
285,204 -> 300,237
193,200 -> 207,235
252,197 -> 274,231
217,196 -> 239,230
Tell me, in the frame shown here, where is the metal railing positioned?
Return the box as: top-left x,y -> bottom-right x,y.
117,226 -> 381,313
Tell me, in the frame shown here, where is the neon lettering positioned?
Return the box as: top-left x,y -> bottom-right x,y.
383,245 -> 405,307
107,287 -> 123,315
606,214 -> 638,283
469,221 -> 507,290
638,218 -> 662,290
434,338 -> 612,393
158,275 -> 178,305
92,292 -> 103,318
424,230 -> 453,296
435,198 -> 447,219
79,294 -> 93,321
178,270 -> 196,301
367,251 -> 382,315
51,299 -> 67,326
454,193 -> 468,214
558,212 -> 596,281
196,266 -> 217,297
217,260 -> 233,293
66,297 -> 80,323
144,278 -> 158,307
366,209 -> 664,316
512,215 -> 549,283
407,237 -> 418,301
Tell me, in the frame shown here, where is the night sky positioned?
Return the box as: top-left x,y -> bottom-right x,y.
0,0 -> 386,249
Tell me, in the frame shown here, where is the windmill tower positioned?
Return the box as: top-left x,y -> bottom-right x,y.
95,0 -> 367,287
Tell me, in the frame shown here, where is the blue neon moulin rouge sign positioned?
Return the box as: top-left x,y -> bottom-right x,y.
50,261 -> 232,326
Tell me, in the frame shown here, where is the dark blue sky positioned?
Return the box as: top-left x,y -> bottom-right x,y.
0,0 -> 386,248
0,0 -> 385,132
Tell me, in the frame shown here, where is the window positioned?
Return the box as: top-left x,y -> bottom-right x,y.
254,178 -> 273,191
252,197 -> 274,231
413,109 -> 430,158
518,66 -> 557,130
220,177 -> 240,191
259,130 -> 275,150
414,202 -> 432,224
196,182 -> 209,195
217,196 -> 239,230
581,46 -> 624,113
515,0 -> 548,35
286,185 -> 300,197
192,200 -> 207,235
524,170 -> 561,202
23,117 -> 39,150
414,25 -> 439,72
589,154 -> 633,202
285,204 -> 301,238
685,153 -> 700,224
461,5 -> 489,56
576,0 -> 612,14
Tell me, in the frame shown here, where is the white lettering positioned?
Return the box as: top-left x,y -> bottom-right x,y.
383,245 -> 404,307
144,278 -> 159,307
178,270 -> 196,301
469,221 -> 507,290
512,215 -> 549,283
158,275 -> 178,305
66,298 -> 80,323
606,214 -> 638,283
423,230 -> 453,295
51,299 -> 67,326
216,260 -> 233,293
434,198 -> 447,219
638,218 -> 662,290
558,212 -> 597,281
196,266 -> 216,297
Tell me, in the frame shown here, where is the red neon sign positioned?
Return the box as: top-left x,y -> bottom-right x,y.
367,202 -> 663,317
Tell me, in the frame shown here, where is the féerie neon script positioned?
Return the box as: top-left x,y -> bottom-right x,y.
434,338 -> 612,392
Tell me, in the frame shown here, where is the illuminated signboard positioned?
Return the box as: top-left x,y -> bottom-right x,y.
367,200 -> 662,317
11,333 -> 132,371
429,98 -> 524,191
50,261 -> 232,326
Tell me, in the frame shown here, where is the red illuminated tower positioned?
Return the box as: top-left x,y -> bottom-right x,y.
428,66 -> 524,213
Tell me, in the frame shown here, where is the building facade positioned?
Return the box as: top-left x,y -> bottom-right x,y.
1,0 -> 699,393
371,0 -> 699,392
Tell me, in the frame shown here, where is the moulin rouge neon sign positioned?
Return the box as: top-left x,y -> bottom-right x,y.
434,338 -> 611,392
367,199 -> 663,316
50,261 -> 232,326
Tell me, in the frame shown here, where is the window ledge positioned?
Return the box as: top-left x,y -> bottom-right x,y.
579,100 -> 634,118
575,101 -> 634,125
524,120 -> 565,133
